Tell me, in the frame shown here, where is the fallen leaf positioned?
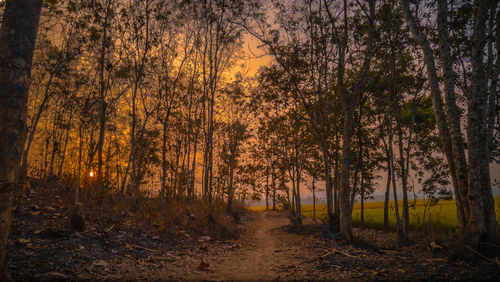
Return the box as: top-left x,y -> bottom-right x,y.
29,210 -> 41,216
364,269 -> 378,275
33,229 -> 44,235
43,272 -> 70,280
199,236 -> 211,241
18,238 -> 31,245
198,244 -> 208,251
93,260 -> 109,267
198,261 -> 210,270
105,224 -> 115,233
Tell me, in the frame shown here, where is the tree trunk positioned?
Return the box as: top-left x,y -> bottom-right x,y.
384,156 -> 391,231
436,0 -> 471,232
272,168 -> 276,210
401,0 -> 498,249
465,0 -> 497,248
161,121 -> 167,199
0,0 -> 43,279
322,143 -> 335,226
397,125 -> 409,239
312,177 -> 316,221
20,74 -> 54,179
265,168 -> 269,210
400,0 -> 468,234
337,0 -> 375,242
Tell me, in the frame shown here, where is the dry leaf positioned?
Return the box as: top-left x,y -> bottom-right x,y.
33,229 -> 44,235
29,210 -> 41,216
199,236 -> 211,241
198,261 -> 210,270
44,272 -> 70,280
18,238 -> 31,245
93,260 -> 109,267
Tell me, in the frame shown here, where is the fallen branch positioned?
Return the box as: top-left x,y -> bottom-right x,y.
465,245 -> 500,267
125,243 -> 162,253
105,224 -> 115,233
321,249 -> 359,259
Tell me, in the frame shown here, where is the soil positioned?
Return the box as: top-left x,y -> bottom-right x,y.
8,189 -> 500,280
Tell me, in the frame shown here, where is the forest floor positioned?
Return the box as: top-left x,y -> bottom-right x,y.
8,183 -> 500,280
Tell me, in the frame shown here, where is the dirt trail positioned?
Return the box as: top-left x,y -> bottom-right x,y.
211,211 -> 285,280
197,211 -> 321,280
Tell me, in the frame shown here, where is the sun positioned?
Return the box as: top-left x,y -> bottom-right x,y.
89,171 -> 95,178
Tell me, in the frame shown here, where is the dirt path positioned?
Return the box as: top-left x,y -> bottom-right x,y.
215,212 -> 276,279
195,210 -> 329,280
207,211 -> 288,280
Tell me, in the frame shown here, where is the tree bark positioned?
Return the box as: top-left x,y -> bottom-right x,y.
0,0 -> 43,279
436,0 -> 470,231
384,157 -> 391,231
337,0 -> 375,242
465,0 -> 497,248
401,0 -> 498,249
400,0 -> 467,234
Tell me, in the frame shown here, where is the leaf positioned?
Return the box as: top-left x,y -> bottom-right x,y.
93,260 -> 109,267
199,236 -> 211,241
18,238 -> 31,245
33,229 -> 44,235
43,272 -> 70,280
364,269 -> 378,275
29,210 -> 41,216
198,261 -> 210,270
105,224 -> 115,233
198,244 -> 208,252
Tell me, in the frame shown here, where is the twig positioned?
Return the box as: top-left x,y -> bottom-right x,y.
321,249 -> 359,259
126,243 -> 162,253
464,245 -> 500,267
105,224 -> 115,233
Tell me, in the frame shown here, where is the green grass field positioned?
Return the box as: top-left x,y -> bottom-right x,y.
249,197 -> 500,234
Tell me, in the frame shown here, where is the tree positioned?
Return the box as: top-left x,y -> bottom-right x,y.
0,0 -> 43,279
325,0 -> 376,242
400,0 -> 499,251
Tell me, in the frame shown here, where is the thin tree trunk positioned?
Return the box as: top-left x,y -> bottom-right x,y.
400,0 -> 468,235
312,177 -> 316,221
0,1 -> 42,279
20,74 -> 54,179
466,0 -> 497,247
384,156 -> 391,231
265,167 -> 269,210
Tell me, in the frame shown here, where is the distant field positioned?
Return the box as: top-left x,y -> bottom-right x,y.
249,198 -> 500,234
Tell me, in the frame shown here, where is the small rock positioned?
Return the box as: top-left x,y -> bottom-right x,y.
199,236 -> 211,241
